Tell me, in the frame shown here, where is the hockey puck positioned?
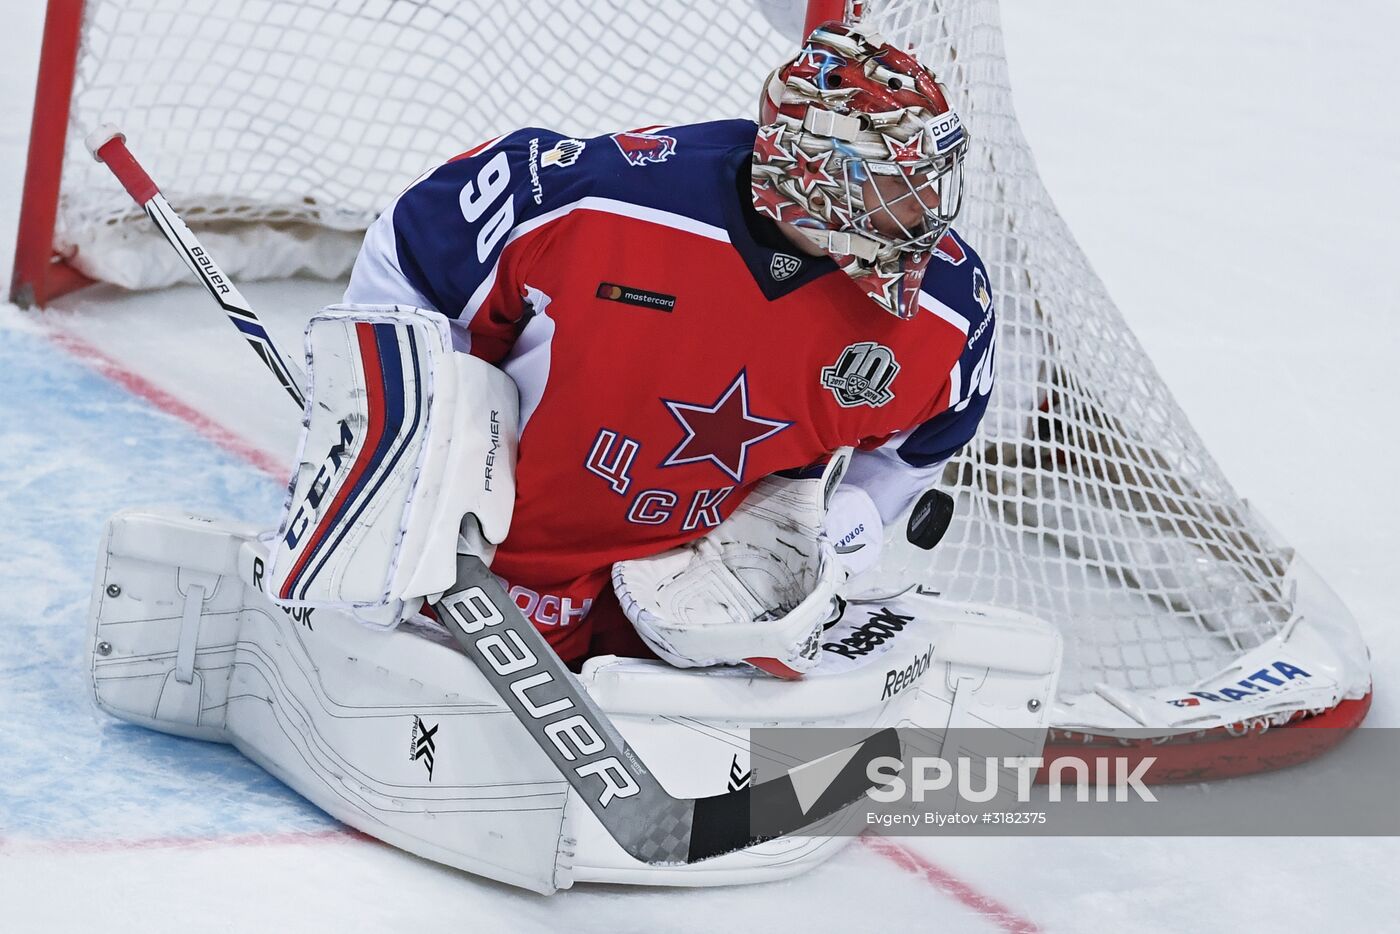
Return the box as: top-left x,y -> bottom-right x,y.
906,488 -> 954,550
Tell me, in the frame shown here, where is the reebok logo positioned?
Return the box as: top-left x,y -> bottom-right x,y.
411,715 -> 439,780
881,644 -> 935,700
822,607 -> 913,659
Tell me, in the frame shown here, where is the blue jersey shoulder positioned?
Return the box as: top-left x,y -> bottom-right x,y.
897,229 -> 997,467
580,119 -> 757,229
386,122 -> 756,316
922,228 -> 994,342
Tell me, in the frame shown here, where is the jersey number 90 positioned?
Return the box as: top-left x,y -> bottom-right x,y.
459,151 -> 515,262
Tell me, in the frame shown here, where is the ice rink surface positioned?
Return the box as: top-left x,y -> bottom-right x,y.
2,2 -> 1398,931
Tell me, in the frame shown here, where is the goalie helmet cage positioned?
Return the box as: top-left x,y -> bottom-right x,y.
14,0 -> 1371,776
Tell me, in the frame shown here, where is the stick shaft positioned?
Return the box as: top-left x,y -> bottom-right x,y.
88,127 -> 307,409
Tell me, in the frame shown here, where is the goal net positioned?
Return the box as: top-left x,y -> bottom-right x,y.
24,0 -> 1371,767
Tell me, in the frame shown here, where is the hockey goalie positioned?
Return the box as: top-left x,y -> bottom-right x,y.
86,24 -> 1063,892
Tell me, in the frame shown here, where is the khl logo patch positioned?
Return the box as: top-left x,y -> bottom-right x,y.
820,341 -> 900,408
411,715 -> 439,780
770,253 -> 803,281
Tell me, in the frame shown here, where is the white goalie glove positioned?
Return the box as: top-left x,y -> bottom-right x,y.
612,450 -> 855,679
263,304 -> 518,628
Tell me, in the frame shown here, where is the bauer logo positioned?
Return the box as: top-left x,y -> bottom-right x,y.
439,584 -> 642,809
611,131 -> 677,166
821,341 -> 900,408
410,716 -> 439,780
190,246 -> 231,295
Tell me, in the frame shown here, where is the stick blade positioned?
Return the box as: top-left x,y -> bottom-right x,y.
687,727 -> 902,862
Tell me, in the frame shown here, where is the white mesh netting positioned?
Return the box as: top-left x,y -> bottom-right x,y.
56,0 -> 1306,702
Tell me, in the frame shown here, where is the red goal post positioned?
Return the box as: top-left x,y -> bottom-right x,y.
11,0 -> 92,307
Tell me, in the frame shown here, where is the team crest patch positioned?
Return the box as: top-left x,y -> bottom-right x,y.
770,253 -> 802,281
541,138 -> 585,167
821,342 -> 900,408
611,131 -> 677,166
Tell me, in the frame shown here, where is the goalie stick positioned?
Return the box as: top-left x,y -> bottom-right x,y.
89,126 -> 901,865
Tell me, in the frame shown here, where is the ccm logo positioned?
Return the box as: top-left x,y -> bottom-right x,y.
438,585 -> 640,807
284,418 -> 354,549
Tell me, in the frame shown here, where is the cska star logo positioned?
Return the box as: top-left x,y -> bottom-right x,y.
793,48 -> 847,89
859,269 -> 910,318
660,370 -> 791,483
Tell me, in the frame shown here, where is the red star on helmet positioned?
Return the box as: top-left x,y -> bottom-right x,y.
754,125 -> 794,164
885,134 -> 925,165
855,269 -> 909,318
752,178 -> 803,222
792,147 -> 838,194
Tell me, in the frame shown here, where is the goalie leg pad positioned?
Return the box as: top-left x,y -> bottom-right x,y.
90,512 -> 1063,891
265,304 -> 519,627
91,510 -> 570,894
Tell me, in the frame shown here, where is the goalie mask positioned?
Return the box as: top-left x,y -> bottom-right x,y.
752,22 -> 968,319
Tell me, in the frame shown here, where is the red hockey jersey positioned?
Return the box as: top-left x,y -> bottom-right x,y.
346,120 -> 996,663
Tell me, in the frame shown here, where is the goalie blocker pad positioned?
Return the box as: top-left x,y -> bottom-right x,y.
88,511 -> 1063,893
265,305 -> 518,626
